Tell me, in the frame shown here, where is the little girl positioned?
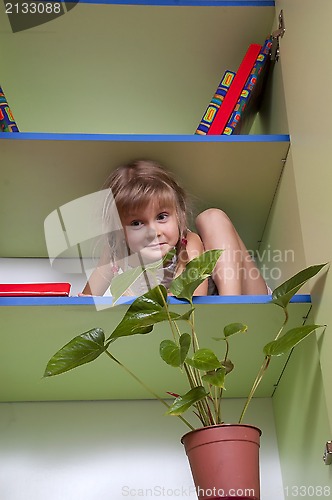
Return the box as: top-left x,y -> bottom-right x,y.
81,160 -> 268,296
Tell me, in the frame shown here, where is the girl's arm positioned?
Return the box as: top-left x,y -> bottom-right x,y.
81,244 -> 115,296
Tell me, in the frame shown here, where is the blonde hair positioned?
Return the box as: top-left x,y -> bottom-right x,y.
102,160 -> 189,267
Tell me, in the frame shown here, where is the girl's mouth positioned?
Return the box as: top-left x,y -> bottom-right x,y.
147,242 -> 166,248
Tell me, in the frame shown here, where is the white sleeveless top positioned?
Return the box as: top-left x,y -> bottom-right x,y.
114,254 -> 178,296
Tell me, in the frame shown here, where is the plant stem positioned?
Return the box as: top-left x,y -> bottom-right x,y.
212,385 -> 219,423
223,337 -> 229,362
216,387 -> 223,423
183,365 -> 211,425
238,356 -> 271,423
274,307 -> 289,340
189,305 -> 200,354
239,305 -> 289,423
157,285 -> 179,343
192,408 -> 206,426
187,305 -> 206,402
157,283 -> 214,427
184,363 -> 197,390
197,399 -> 212,426
105,350 -> 195,431
204,397 -> 216,426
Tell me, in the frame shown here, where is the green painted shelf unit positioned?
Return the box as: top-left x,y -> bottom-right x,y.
0,1 -> 298,404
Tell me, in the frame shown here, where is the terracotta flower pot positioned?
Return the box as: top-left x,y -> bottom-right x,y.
181,424 -> 262,500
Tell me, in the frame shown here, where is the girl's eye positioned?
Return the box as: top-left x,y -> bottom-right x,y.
157,212 -> 169,221
130,220 -> 143,228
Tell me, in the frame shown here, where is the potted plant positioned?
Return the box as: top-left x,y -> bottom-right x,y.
44,251 -> 327,500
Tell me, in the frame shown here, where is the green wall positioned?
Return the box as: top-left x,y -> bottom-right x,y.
259,0 -> 332,495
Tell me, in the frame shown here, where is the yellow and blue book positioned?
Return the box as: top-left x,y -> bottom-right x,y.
195,70 -> 235,135
0,85 -> 19,132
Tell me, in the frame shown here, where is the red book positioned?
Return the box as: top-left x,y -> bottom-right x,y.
0,283 -> 71,297
207,44 -> 262,135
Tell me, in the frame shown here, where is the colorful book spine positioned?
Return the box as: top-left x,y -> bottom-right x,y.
207,44 -> 262,135
223,37 -> 272,135
0,85 -> 19,132
195,70 -> 235,135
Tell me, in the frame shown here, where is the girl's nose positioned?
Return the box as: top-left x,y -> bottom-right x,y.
146,225 -> 156,237
147,223 -> 161,238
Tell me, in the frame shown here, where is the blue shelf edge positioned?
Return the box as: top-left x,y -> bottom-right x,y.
60,1 -> 275,6
0,132 -> 290,143
0,294 -> 311,307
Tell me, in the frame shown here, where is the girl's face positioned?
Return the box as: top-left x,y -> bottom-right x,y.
121,201 -> 179,263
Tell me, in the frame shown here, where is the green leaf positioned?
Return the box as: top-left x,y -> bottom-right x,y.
272,263 -> 327,309
110,266 -> 147,304
202,367 -> 226,388
221,358 -> 234,374
186,348 -> 221,371
223,322 -> 248,338
110,248 -> 177,304
166,386 -> 208,415
108,285 -> 166,339
44,328 -> 108,377
263,324 -> 324,356
169,249 -> 223,301
108,286 -> 193,340
160,333 -> 191,367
